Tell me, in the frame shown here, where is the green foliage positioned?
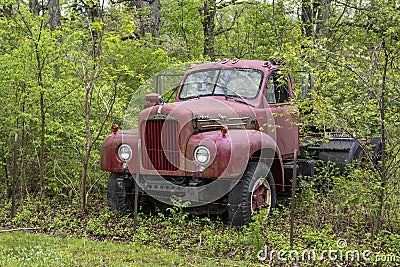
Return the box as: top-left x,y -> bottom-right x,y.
161,0 -> 204,60
0,0 -> 399,265
0,0 -> 176,202
215,0 -> 301,59
1,172 -> 399,266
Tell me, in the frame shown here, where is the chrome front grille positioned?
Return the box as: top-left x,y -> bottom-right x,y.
142,119 -> 179,171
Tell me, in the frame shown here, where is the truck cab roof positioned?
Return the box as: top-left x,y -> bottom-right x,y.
175,59 -> 289,108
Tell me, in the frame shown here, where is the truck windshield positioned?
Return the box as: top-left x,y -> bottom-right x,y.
179,68 -> 263,100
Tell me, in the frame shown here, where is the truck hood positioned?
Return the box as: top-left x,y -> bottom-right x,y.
139,97 -> 256,123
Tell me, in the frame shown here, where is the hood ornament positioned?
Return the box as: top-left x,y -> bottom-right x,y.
157,95 -> 165,115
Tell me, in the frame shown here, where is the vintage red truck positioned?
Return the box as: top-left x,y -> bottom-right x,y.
100,59 -> 379,226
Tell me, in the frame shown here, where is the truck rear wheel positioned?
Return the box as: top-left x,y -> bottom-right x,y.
107,173 -> 135,214
227,162 -> 277,226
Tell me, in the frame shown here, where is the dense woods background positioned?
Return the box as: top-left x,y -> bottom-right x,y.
0,0 -> 399,262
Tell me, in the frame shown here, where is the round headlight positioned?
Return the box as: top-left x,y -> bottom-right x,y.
118,144 -> 132,161
194,146 -> 210,165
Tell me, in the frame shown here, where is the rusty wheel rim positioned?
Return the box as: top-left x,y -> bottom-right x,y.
251,178 -> 271,213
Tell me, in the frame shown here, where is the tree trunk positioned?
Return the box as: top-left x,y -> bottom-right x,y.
29,0 -> 40,15
149,0 -> 161,39
375,42 -> 388,233
301,0 -> 331,38
35,42 -> 46,201
202,0 -> 216,58
11,134 -> 18,219
314,0 -> 331,38
89,1 -> 102,58
48,0 -> 61,31
81,85 -> 92,211
80,1 -> 102,211
135,0 -> 161,41
11,133 -> 18,218
301,0 -> 313,37
39,91 -> 45,200
3,153 -> 10,198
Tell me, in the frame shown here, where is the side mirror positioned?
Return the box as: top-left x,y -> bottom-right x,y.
144,93 -> 162,109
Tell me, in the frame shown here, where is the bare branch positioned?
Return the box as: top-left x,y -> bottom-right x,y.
215,7 -> 244,36
343,129 -> 382,177
343,63 -> 379,100
332,0 -> 369,11
0,228 -> 40,233
216,0 -> 249,9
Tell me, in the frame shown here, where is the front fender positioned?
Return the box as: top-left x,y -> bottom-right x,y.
100,130 -> 139,173
186,130 -> 278,179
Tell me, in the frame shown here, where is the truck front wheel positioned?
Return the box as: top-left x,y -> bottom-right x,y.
107,173 -> 135,214
227,162 -> 277,226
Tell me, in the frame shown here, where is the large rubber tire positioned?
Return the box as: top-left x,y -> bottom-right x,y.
227,162 -> 277,227
107,173 -> 135,214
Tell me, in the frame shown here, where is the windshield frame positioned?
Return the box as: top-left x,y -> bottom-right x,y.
178,68 -> 264,101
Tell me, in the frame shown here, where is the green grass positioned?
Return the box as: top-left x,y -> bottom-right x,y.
0,231 -> 260,267
1,165 -> 399,266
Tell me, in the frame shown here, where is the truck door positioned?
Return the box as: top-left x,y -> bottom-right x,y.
265,71 -> 299,158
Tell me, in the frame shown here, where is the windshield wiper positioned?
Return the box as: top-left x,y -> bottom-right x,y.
233,97 -> 255,107
225,94 -> 255,107
163,85 -> 180,103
